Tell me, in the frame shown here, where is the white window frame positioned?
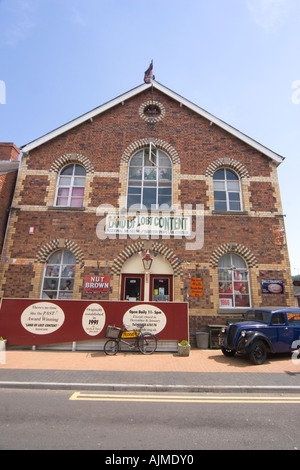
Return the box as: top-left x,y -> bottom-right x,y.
55,164 -> 86,208
41,249 -> 76,300
213,168 -> 243,212
218,253 -> 251,309
126,147 -> 173,210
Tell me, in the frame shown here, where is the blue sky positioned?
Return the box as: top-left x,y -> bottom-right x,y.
0,0 -> 299,274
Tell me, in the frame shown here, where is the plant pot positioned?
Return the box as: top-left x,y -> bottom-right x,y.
0,339 -> 7,365
178,343 -> 190,356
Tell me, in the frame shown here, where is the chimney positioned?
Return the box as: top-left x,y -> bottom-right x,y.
0,142 -> 20,161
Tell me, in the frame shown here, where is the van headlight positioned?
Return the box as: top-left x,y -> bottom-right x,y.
241,330 -> 247,337
221,327 -> 226,334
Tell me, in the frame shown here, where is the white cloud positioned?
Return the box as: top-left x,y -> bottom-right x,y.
0,0 -> 39,47
246,0 -> 290,32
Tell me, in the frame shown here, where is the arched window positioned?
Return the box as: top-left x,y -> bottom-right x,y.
41,250 -> 76,299
218,253 -> 250,308
55,164 -> 86,207
127,147 -> 172,209
213,168 -> 242,211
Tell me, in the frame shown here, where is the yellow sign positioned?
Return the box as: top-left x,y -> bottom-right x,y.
121,331 -> 139,338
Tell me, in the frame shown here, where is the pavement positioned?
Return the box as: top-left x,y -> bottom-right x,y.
1,347 -> 300,393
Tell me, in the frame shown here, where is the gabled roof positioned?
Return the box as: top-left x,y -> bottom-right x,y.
21,81 -> 284,165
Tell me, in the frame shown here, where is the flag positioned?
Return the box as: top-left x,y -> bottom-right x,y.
144,60 -> 154,83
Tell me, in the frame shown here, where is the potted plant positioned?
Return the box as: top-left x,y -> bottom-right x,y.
178,340 -> 190,356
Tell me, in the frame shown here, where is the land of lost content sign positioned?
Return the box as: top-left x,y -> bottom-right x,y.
105,213 -> 191,236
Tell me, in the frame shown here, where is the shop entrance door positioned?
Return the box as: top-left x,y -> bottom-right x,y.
121,274 -> 144,301
150,275 -> 173,302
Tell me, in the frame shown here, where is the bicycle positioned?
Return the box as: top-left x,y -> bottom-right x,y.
104,323 -> 157,355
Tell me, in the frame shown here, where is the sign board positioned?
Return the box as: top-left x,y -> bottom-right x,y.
83,276 -> 110,294
261,280 -> 284,294
105,214 -> 191,236
0,299 -> 189,346
190,278 -> 203,297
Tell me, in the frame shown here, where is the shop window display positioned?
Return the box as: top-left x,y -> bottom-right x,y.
218,253 -> 250,308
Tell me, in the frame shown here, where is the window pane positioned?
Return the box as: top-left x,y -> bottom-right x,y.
143,188 -> 156,209
229,192 -> 240,201
58,188 -> 69,197
59,177 -> 72,186
74,165 -> 86,176
43,278 -> 59,291
72,187 -> 84,197
227,181 -> 240,191
214,191 -> 226,201
215,201 -> 227,211
159,168 -> 172,180
144,168 -> 157,180
62,250 -> 76,264
48,251 -> 63,264
130,152 -> 143,166
159,154 -> 171,167
213,181 -> 225,190
226,170 -> 238,180
128,186 -> 141,195
57,197 -> 69,206
213,169 -> 225,180
229,201 -> 241,211
60,166 -> 73,176
129,167 -> 142,179
231,255 -> 247,269
218,254 -> 232,268
73,177 -> 85,187
127,194 -> 140,208
70,197 -> 84,208
144,148 -> 156,167
59,278 -> 74,291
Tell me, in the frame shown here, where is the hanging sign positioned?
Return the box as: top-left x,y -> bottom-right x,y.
273,227 -> 286,246
84,275 -> 110,294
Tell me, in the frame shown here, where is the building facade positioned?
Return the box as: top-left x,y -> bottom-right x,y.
0,82 -> 295,341
0,143 -> 19,254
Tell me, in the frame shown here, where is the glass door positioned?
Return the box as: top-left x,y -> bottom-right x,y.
121,274 -> 144,301
150,275 -> 173,302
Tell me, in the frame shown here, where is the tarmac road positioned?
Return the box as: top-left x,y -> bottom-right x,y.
0,388 -> 299,450
0,348 -> 300,393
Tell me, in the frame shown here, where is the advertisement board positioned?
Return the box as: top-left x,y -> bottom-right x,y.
0,298 -> 188,346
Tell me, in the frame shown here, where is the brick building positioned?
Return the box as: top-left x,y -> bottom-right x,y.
0,143 -> 19,254
0,82 -> 294,344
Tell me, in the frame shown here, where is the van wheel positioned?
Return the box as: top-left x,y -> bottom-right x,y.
249,340 -> 267,365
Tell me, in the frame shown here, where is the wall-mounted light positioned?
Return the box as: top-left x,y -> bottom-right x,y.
142,250 -> 153,271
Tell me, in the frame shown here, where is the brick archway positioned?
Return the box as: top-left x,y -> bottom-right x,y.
111,241 -> 183,277
120,138 -> 180,165
35,239 -> 85,265
205,158 -> 250,178
49,152 -> 94,174
209,243 -> 258,268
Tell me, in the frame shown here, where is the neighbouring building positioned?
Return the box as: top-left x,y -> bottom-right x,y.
0,82 -> 294,346
0,143 -> 19,254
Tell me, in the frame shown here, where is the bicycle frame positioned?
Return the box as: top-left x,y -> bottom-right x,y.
116,325 -> 144,350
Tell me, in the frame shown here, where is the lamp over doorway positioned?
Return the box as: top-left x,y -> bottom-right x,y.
142,250 -> 153,271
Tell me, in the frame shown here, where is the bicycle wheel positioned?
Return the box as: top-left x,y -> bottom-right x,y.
104,339 -> 119,355
138,333 -> 157,355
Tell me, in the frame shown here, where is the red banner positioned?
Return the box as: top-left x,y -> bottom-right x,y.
83,275 -> 110,294
0,298 -> 189,346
